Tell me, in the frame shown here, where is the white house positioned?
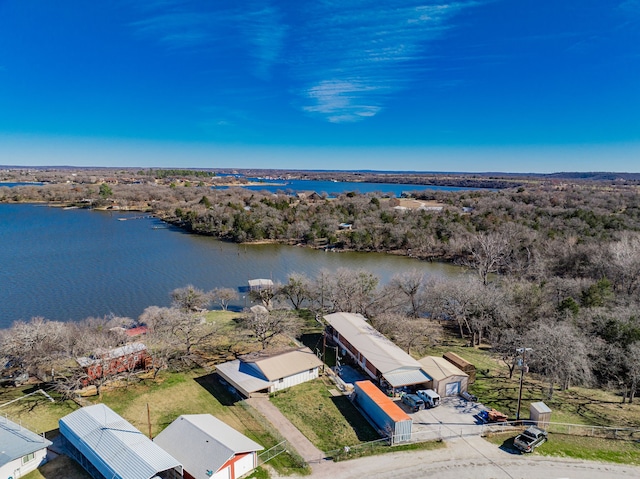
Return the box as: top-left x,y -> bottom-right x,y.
0,416 -> 51,478
154,414 -> 263,479
216,347 -> 323,398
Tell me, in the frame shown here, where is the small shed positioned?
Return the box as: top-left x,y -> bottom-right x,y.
418,356 -> 469,397
529,402 -> 552,429
154,414 -> 263,479
248,279 -> 273,291
352,380 -> 412,444
0,416 -> 52,478
443,352 -> 476,384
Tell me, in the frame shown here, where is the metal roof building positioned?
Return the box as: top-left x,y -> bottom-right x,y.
0,416 -> 52,478
216,347 -> 323,397
352,380 -> 412,444
59,404 -> 183,479
324,312 -> 431,389
418,356 -> 469,397
154,414 -> 263,479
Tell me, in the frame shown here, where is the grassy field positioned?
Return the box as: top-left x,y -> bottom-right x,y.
427,339 -> 640,429
0,385 -> 78,434
270,376 -> 380,453
485,431 -> 640,465
93,369 -> 309,475
1,369 -> 309,477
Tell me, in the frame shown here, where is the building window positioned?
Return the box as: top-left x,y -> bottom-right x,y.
279,378 -> 284,383
309,369 -> 314,374
22,452 -> 36,464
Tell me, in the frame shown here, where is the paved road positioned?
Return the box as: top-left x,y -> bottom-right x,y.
246,397 -> 640,479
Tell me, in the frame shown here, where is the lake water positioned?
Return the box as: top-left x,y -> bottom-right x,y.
217,178 -> 479,197
0,204 -> 462,327
1,182 -> 45,187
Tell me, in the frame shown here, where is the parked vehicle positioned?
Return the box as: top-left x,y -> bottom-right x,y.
514,426 -> 548,453
401,393 -> 425,412
416,389 -> 441,408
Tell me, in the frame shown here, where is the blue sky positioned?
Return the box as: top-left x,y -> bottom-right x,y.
0,1 -> 638,173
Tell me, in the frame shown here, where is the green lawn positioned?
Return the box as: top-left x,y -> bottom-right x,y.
93,369 -> 309,476
1,370 -> 308,477
270,376 -> 380,453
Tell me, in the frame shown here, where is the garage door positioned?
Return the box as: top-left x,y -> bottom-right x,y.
233,453 -> 255,478
212,465 -> 231,479
445,381 -> 460,396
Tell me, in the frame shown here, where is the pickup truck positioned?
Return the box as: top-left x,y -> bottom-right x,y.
513,426 -> 548,453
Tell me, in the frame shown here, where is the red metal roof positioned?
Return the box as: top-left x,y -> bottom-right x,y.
355,380 -> 411,422
125,326 -> 148,337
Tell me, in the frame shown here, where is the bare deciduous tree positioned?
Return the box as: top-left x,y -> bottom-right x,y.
525,322 -> 591,398
279,273 -> 312,310
171,285 -> 210,312
209,287 -> 239,311
241,306 -> 301,349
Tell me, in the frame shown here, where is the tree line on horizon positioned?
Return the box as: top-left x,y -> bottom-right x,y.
1,175 -> 640,408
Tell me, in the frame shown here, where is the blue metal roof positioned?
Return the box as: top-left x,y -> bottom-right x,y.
0,416 -> 51,467
59,404 -> 182,479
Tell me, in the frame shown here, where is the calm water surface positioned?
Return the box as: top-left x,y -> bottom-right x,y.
218,178 -> 479,197
0,204 -> 461,327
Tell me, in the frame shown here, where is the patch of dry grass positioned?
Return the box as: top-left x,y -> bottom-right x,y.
22,455 -> 91,479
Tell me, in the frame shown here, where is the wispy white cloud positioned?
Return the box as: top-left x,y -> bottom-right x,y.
238,3 -> 287,79
130,1 -> 286,77
128,1 -> 479,124
290,1 -> 480,123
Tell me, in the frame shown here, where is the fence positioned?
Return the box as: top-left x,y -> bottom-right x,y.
238,399 -> 309,468
258,440 -> 289,465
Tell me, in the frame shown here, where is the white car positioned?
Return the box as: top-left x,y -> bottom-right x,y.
416,389 -> 441,408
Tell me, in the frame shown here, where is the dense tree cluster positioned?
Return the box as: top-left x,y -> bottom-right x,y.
2,171 -> 640,403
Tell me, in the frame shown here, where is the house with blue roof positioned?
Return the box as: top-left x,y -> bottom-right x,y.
0,416 -> 52,478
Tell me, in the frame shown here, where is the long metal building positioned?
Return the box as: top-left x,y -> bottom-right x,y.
352,380 -> 412,444
59,404 -> 183,479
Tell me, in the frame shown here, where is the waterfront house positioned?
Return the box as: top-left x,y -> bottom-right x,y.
216,347 -> 323,398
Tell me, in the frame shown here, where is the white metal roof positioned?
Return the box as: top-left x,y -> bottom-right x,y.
418,356 -> 468,381
383,369 -> 432,388
324,312 -> 423,376
77,342 -> 147,367
248,279 -> 273,289
59,404 -> 182,479
244,347 -> 323,381
154,414 -> 263,479
216,359 -> 272,396
0,416 -> 51,467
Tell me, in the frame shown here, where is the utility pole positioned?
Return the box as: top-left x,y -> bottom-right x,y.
516,347 -> 532,421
